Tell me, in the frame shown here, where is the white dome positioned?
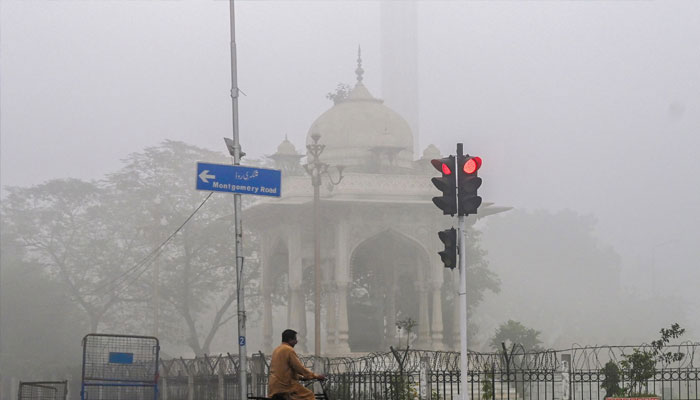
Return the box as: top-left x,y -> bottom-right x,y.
306,82 -> 414,170
422,144 -> 441,160
276,137 -> 298,155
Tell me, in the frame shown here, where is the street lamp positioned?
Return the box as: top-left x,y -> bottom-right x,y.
304,132 -> 344,360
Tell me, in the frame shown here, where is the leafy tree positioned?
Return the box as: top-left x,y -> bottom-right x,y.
463,226 -> 500,310
600,361 -> 625,398
620,323 -> 685,396
600,324 -> 686,398
326,83 -> 352,104
489,320 -> 543,352
2,140 -> 265,356
1,179 -> 142,331
479,209 -> 631,346
482,369 -> 495,400
0,225 -> 87,379
104,140 -> 261,355
396,317 -> 417,349
488,320 -> 542,400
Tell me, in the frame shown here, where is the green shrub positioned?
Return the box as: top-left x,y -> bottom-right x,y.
601,323 -> 685,398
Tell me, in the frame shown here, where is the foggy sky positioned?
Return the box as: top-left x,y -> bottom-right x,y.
2,1 -> 700,337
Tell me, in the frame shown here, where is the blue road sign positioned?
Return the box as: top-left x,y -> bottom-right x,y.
196,162 -> 281,197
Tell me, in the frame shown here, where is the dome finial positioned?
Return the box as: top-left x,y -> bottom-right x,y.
355,45 -> 364,83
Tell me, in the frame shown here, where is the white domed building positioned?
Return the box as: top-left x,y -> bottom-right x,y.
247,54 -> 508,355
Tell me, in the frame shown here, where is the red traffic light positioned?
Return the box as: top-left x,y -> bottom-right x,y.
463,157 -> 482,174
431,159 -> 453,175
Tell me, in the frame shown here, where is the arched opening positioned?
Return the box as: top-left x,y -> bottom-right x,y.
347,230 -> 429,352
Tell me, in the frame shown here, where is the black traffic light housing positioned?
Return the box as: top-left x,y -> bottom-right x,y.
430,156 -> 457,215
438,228 -> 458,269
457,155 -> 482,216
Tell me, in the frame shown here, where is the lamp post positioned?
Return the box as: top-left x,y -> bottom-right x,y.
304,132 -> 344,360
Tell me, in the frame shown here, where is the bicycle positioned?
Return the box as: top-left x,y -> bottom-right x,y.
249,377 -> 330,400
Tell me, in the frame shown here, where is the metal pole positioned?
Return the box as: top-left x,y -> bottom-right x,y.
228,1 -> 247,399
305,134 -> 342,362
313,173 -> 321,359
456,144 -> 469,400
458,214 -> 468,400
0,232 -> 3,400
0,248 -> 3,400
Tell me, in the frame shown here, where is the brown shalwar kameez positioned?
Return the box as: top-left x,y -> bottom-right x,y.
268,342 -> 321,400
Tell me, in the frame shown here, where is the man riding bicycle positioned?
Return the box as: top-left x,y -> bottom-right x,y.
268,329 -> 326,400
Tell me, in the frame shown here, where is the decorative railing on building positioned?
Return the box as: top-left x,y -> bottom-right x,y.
158,344 -> 700,400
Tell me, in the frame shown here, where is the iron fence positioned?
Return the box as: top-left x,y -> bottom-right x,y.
158,344 -> 700,400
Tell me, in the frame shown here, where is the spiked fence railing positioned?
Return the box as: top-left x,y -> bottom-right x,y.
158,343 -> 700,400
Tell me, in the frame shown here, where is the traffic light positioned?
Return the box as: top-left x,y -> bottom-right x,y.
430,156 -> 457,215
438,228 -> 458,269
457,155 -> 482,216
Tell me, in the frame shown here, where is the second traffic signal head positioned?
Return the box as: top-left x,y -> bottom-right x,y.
438,228 -> 458,269
431,156 -> 457,215
457,155 -> 483,216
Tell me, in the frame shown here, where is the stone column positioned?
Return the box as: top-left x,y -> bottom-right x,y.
430,281 -> 446,350
324,280 -> 337,350
263,288 -> 273,353
288,286 -> 306,352
288,227 -> 308,353
331,221 -> 351,353
299,291 -> 308,353
261,236 -> 273,353
386,283 -> 398,347
413,280 -> 432,348
335,282 -> 350,353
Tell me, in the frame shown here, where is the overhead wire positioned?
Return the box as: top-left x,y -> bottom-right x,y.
88,192 -> 214,295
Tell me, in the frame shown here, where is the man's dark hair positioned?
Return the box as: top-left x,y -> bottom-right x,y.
282,329 -> 297,343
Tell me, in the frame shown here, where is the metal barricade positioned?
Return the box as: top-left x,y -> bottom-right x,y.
18,381 -> 68,400
80,333 -> 159,400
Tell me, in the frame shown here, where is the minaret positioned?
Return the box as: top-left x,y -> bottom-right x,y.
380,1 -> 419,157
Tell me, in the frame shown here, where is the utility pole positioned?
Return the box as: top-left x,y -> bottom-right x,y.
228,1 -> 247,399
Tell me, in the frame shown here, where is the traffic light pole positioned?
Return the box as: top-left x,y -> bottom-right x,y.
456,143 -> 469,400
432,142 -> 477,400
458,214 -> 469,400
